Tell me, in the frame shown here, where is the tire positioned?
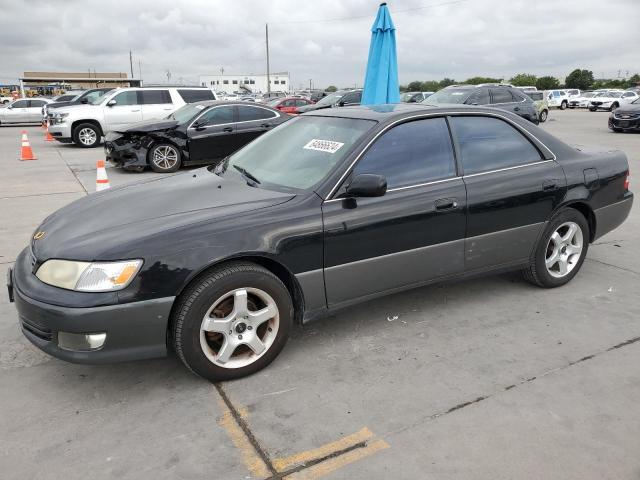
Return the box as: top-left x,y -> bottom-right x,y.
539,109 -> 548,122
523,208 -> 589,288
560,100 -> 568,110
149,143 -> 182,173
72,123 -> 101,148
171,262 -> 294,382
589,107 -> 597,112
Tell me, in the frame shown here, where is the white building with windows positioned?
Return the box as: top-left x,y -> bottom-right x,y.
199,72 -> 290,94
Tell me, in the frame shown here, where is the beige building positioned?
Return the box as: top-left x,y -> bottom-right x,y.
19,71 -> 141,95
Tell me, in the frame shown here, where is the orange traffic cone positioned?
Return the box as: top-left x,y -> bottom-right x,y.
45,126 -> 54,142
96,160 -> 110,191
19,131 -> 37,161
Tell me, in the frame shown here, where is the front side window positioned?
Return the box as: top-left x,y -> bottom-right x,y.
490,88 -> 514,104
198,106 -> 234,125
353,118 -> 456,189
221,116 -> 375,191
112,91 -> 138,105
30,100 -> 46,107
140,90 -> 171,105
450,116 -> 542,175
465,89 -> 490,105
424,88 -> 471,104
341,91 -> 362,104
12,100 -> 29,108
237,105 -> 276,121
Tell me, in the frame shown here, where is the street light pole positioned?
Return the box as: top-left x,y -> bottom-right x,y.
265,23 -> 271,94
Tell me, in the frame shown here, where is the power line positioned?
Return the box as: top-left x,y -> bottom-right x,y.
268,0 -> 471,25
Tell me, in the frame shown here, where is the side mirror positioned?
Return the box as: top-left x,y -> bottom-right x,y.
80,99 -> 88,104
106,99 -> 117,107
338,100 -> 346,107
346,174 -> 387,197
192,120 -> 206,130
7,104 -> 12,109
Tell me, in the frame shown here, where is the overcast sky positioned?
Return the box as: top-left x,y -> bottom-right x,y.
1,0 -> 638,89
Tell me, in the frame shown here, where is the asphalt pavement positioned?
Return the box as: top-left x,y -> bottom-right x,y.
0,108 -> 638,479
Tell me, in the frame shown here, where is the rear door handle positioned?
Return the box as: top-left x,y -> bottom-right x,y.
222,127 -> 233,133
435,197 -> 458,211
543,179 -> 559,191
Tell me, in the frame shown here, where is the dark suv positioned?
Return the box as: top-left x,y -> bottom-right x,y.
423,85 -> 539,124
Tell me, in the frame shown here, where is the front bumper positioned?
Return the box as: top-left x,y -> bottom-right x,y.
8,253 -> 175,364
105,134 -> 149,168
609,114 -> 640,131
48,122 -> 73,142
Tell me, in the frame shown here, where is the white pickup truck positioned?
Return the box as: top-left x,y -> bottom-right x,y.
47,87 -> 217,147
1,96 -> 14,105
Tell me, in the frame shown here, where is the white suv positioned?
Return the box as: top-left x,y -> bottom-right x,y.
48,87 -> 217,147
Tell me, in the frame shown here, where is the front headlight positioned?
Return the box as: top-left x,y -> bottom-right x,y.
36,259 -> 142,292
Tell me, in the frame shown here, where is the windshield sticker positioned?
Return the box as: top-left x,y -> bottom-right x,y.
303,139 -> 345,154
450,92 -> 465,95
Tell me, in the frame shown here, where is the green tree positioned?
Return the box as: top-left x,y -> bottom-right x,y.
564,69 -> 594,90
536,76 -> 560,90
325,85 -> 337,92
407,81 -> 423,91
439,78 -> 456,88
628,74 -> 640,87
510,73 -> 538,86
421,80 -> 440,92
464,76 -> 502,85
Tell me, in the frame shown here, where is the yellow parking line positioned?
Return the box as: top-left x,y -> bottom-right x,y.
283,439 -> 390,480
273,427 -> 374,472
217,397 -> 271,479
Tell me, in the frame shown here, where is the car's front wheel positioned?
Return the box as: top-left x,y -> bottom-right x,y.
149,143 -> 182,173
539,109 -> 548,122
171,262 -> 294,382
560,100 -> 568,110
72,123 -> 101,148
523,209 -> 589,288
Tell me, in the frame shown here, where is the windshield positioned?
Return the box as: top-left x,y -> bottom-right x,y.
423,88 -> 471,104
216,116 -> 375,191
316,92 -> 344,106
608,92 -> 623,98
167,103 -> 208,123
84,89 -> 112,104
267,99 -> 281,107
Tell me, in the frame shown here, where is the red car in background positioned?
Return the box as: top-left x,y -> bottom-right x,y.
267,97 -> 314,114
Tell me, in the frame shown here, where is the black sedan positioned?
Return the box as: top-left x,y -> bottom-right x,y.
105,101 -> 289,173
609,97 -> 640,132
8,104 -> 633,381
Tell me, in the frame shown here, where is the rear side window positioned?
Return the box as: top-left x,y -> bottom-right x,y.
450,116 -> 542,175
490,88 -> 514,104
353,117 -> 456,189
237,105 -> 277,122
140,90 -> 172,105
178,89 -> 215,103
30,100 -> 46,107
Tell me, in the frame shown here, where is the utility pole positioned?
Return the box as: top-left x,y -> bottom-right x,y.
138,60 -> 142,85
220,67 -> 224,75
129,50 -> 134,78
265,23 -> 271,94
309,79 -> 312,91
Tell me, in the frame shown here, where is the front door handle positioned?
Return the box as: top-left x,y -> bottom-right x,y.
513,107 -> 520,111
222,127 -> 233,133
435,197 -> 458,211
260,123 -> 272,128
542,179 -> 559,191
131,109 -> 140,112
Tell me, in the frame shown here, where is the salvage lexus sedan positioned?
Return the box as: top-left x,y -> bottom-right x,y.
105,101 -> 288,172
8,104 -> 633,381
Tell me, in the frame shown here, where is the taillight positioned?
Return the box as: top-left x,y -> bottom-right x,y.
624,170 -> 630,191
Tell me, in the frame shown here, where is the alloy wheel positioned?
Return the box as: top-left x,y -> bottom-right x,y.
78,127 -> 97,146
152,145 -> 178,170
545,221 -> 583,278
199,288 -> 280,369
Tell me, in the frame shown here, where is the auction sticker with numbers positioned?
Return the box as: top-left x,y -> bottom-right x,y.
303,139 -> 345,154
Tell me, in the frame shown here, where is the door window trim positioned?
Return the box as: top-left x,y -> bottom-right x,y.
324,111 -> 556,201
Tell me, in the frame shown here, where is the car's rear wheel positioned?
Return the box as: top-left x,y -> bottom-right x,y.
72,123 -> 100,148
560,100 -> 568,110
171,262 -> 293,382
539,109 -> 548,122
523,209 -> 589,288
149,143 -> 181,173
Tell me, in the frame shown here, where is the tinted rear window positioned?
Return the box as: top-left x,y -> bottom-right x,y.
140,90 -> 172,104
178,89 -> 216,103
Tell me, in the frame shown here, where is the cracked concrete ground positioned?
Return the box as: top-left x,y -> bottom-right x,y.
0,108 -> 638,479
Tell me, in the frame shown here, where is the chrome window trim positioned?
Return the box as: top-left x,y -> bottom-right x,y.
325,110 -> 557,200
188,104 -> 279,130
462,159 -> 555,178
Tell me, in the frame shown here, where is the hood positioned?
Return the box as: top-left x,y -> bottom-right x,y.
52,104 -> 102,115
116,118 -> 179,134
614,102 -> 640,113
32,169 -> 294,261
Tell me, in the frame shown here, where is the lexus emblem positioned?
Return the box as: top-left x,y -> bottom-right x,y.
33,231 -> 46,240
